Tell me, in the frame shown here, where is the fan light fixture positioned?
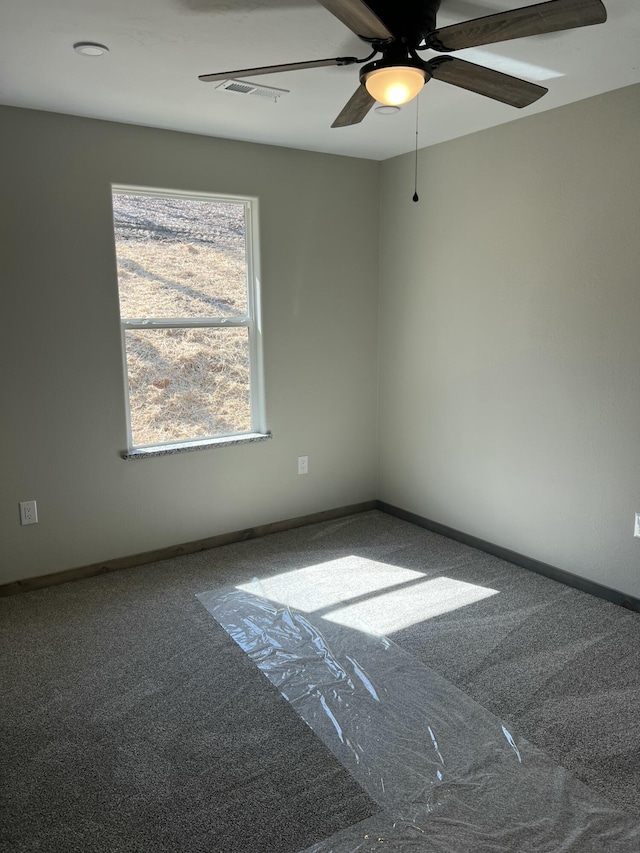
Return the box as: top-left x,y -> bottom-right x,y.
364,66 -> 426,106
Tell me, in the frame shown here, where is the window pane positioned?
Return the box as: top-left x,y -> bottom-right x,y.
125,327 -> 251,446
113,194 -> 248,319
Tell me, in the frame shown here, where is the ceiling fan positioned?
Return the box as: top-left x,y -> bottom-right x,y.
199,0 -> 607,128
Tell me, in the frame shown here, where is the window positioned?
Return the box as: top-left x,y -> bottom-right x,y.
111,186 -> 266,457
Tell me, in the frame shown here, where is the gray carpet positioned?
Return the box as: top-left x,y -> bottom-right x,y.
0,561 -> 379,852
2,509 -> 639,852
200,586 -> 640,851
379,527 -> 640,816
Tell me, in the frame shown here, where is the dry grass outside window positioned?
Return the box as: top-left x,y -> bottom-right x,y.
125,327 -> 251,446
116,241 -> 247,320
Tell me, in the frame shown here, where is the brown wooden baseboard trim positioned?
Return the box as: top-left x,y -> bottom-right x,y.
0,501 -> 377,597
377,500 -> 640,614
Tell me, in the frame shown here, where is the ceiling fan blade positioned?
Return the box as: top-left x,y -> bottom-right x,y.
428,57 -> 548,108
199,56 -> 359,83
332,85 -> 376,127
316,0 -> 394,40
426,0 -> 607,52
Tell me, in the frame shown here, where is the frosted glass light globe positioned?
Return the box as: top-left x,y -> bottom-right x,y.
365,66 -> 426,106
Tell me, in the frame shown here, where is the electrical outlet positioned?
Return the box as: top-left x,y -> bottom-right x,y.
635,513 -> 640,538
297,455 -> 309,475
19,500 -> 38,525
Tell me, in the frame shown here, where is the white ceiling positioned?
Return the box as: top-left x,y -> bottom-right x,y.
1,0 -> 638,160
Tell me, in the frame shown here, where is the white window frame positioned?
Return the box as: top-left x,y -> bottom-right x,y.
112,184 -> 268,458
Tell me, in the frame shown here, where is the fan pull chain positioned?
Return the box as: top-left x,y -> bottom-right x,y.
413,96 -> 420,203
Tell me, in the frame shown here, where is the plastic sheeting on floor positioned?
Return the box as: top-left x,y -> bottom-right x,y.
197,585 -> 640,852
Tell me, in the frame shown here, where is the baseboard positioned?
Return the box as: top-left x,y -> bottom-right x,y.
0,501 -> 377,597
377,501 -> 640,614
6,499 -> 637,612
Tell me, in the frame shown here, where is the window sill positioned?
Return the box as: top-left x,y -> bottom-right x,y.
121,432 -> 272,460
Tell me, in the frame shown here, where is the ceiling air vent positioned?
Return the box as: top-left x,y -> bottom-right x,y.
216,80 -> 289,102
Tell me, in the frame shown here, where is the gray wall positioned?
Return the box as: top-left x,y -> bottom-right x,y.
0,107 -> 380,584
378,84 -> 640,599
4,86 -> 640,597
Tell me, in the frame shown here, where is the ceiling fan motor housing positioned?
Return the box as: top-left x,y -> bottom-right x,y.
363,0 -> 442,46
